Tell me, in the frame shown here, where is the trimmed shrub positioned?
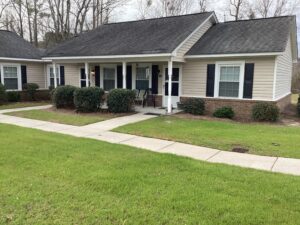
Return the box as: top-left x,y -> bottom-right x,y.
252,102 -> 280,122
49,85 -> 55,91
52,85 -> 78,108
107,89 -> 135,113
0,84 -> 6,104
23,83 -> 39,100
6,91 -> 21,102
180,98 -> 205,115
74,87 -> 105,112
213,106 -> 235,119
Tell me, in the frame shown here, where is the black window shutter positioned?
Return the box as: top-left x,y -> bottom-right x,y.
117,65 -> 122,88
60,66 -> 65,86
243,63 -> 255,99
126,65 -> 132,89
95,66 -> 100,87
152,65 -> 159,94
206,64 -> 215,97
21,65 -> 27,85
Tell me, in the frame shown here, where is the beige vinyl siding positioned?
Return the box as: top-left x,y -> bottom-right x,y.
275,37 -> 292,99
64,64 -> 83,87
0,60 -> 46,89
182,57 -> 275,100
174,19 -> 213,61
26,63 -> 46,88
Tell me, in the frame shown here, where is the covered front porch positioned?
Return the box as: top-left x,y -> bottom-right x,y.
49,56 -> 183,113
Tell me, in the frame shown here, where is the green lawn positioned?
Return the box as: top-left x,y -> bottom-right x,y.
6,108 -> 117,126
0,101 -> 50,110
1,124 -> 300,224
115,116 -> 300,159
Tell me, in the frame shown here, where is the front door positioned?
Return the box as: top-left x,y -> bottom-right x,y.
163,67 -> 180,108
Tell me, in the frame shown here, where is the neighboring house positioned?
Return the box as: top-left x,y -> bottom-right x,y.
0,12 -> 297,118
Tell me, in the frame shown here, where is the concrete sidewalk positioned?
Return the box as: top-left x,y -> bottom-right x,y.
1,106 -> 300,176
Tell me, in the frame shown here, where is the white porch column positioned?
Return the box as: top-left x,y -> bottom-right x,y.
122,61 -> 127,89
85,62 -> 89,87
53,62 -> 57,88
167,59 -> 173,114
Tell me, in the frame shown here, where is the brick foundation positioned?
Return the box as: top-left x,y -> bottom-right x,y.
180,94 -> 291,120
276,94 -> 291,111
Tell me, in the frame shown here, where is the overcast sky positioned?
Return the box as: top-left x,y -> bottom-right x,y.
113,0 -> 300,50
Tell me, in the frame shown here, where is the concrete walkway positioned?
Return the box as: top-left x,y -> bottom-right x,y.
1,106 -> 300,176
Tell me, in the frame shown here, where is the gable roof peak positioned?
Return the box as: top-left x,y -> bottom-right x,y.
103,11 -> 214,26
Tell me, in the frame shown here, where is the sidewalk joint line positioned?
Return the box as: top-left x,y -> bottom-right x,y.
206,150 -> 222,161
118,136 -> 139,144
271,157 -> 279,171
158,142 -> 176,151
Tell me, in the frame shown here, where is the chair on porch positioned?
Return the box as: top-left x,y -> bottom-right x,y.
142,88 -> 156,108
134,89 -> 144,105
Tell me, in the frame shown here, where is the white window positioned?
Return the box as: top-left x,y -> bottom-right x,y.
103,67 -> 116,91
48,65 -> 60,87
0,64 -> 21,90
136,66 -> 151,90
215,62 -> 244,99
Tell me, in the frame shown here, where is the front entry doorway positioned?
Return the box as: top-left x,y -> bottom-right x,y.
163,67 -> 181,108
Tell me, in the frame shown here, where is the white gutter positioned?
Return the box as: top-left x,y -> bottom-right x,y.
185,52 -> 282,58
42,53 -> 172,61
0,57 -> 48,62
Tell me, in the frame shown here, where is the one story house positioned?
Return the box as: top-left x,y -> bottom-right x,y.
0,12 -> 297,118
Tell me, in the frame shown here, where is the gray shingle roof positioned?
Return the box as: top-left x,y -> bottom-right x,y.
187,16 -> 294,55
45,12 -> 213,57
0,30 -> 42,59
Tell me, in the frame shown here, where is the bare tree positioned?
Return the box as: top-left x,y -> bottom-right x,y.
254,0 -> 298,18
136,0 -> 153,19
198,0 -> 207,12
0,1 -> 10,19
137,0 -> 194,18
10,0 -> 25,37
229,0 -> 246,20
255,0 -> 273,17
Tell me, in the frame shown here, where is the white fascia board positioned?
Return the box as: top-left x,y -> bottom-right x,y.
185,52 -> 282,58
0,57 -> 45,62
171,14 -> 215,56
42,53 -> 172,61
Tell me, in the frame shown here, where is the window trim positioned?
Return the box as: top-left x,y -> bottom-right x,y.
47,64 -> 60,87
214,61 -> 245,99
100,64 -> 117,92
135,63 -> 152,90
0,63 -> 22,91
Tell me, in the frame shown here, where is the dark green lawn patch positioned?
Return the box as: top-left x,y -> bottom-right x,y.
1,124 -> 300,224
114,116 -> 300,159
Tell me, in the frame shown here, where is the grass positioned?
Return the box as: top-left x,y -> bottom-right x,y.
115,116 -> 300,159
1,124 -> 300,224
0,101 -> 50,110
6,108 -> 118,126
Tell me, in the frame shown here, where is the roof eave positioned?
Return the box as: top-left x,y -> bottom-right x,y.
0,57 -> 44,62
185,52 -> 283,58
42,53 -> 173,61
